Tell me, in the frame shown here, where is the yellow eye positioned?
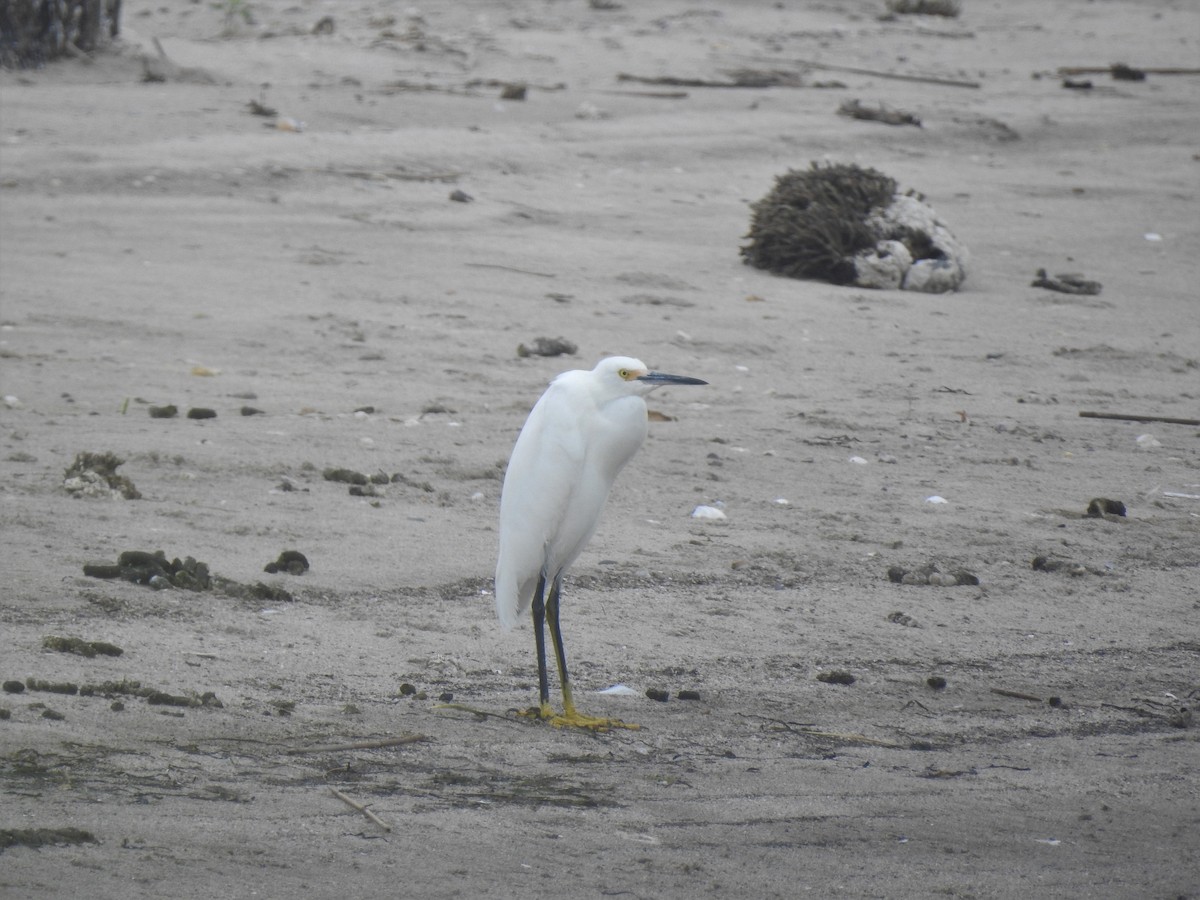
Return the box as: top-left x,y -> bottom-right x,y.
618,368 -> 630,380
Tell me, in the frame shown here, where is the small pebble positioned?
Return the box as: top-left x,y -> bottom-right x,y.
927,676 -> 947,690
816,670 -> 856,686
187,408 -> 217,420
677,689 -> 701,701
645,688 -> 669,703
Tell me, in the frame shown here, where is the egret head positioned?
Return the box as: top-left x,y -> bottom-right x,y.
594,356 -> 708,396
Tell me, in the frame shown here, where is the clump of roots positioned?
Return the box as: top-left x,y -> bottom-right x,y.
740,162 -> 897,284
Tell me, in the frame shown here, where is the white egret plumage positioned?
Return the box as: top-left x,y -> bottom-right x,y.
495,356 -> 707,729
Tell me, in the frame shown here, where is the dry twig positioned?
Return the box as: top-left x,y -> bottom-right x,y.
286,735 -> 428,754
330,788 -> 392,832
990,688 -> 1043,703
1079,411 -> 1200,427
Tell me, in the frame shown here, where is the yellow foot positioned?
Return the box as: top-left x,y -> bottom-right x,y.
519,704 -> 640,732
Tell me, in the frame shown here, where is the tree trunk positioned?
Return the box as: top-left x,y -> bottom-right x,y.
0,0 -> 122,68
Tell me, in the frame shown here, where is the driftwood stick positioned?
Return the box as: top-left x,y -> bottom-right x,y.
465,263 -> 557,279
991,688 -> 1043,703
287,735 -> 428,754
600,89 -> 690,99
792,58 -> 981,88
330,788 -> 392,832
1058,66 -> 1200,76
617,73 -> 756,88
1080,411 -> 1200,427
435,702 -> 523,722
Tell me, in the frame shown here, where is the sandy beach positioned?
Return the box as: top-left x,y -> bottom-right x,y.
1,1 -> 1198,897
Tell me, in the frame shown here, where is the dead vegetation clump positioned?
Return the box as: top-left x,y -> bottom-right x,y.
62,452 -> 140,500
885,0 -> 961,17
0,0 -> 122,68
740,162 -> 898,284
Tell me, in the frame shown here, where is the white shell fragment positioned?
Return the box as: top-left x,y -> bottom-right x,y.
854,193 -> 969,293
925,495 -> 949,504
691,505 -> 727,520
597,684 -> 639,696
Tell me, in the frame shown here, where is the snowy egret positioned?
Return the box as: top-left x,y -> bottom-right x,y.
495,356 -> 707,730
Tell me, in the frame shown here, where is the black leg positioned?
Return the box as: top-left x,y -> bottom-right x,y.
530,572 -> 551,711
545,574 -> 576,715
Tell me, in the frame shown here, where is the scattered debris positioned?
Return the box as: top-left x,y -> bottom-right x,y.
741,162 -> 968,292
1031,555 -> 1105,577
1086,498 -> 1127,518
499,83 -> 526,101
838,98 -> 921,127
886,611 -> 921,628
0,828 -> 98,852
574,101 -> 611,120
142,37 -> 217,85
927,676 -> 948,690
1079,410 -> 1200,427
24,678 -> 78,695
187,407 -> 217,420
1032,269 -> 1102,295
271,117 -> 305,133
324,467 -> 368,485
817,670 -> 856,686
645,688 -> 670,702
616,70 -> 804,89
1110,63 -> 1146,81
1055,64 -> 1200,78
331,788 -> 392,832
265,550 -> 310,575
677,690 -> 702,701
82,550 -> 294,602
84,550 -> 210,590
287,735 -> 428,755
887,564 -> 980,586
1062,78 -> 1093,90
953,115 -> 1020,142
73,677 -> 222,708
885,0 -> 960,16
42,636 -> 124,658
246,95 -> 277,118
63,452 -> 140,500
148,404 -> 178,418
312,15 -> 335,35
991,687 -> 1044,703
449,189 -> 473,202
517,337 -> 578,358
